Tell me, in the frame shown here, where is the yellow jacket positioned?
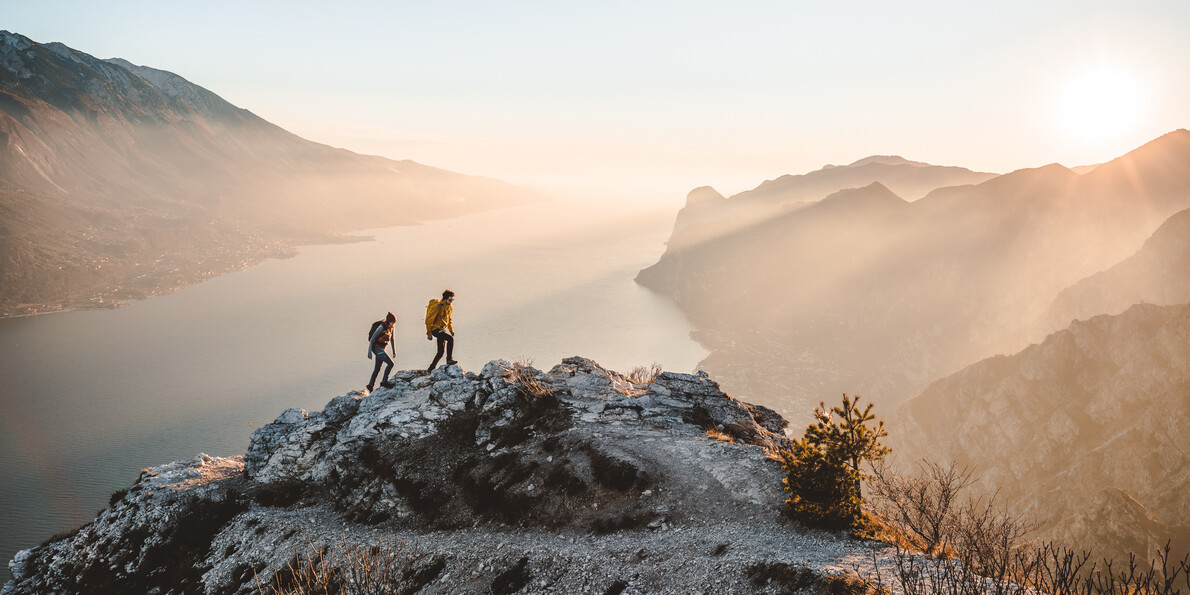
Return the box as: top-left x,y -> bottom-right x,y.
425,299 -> 453,334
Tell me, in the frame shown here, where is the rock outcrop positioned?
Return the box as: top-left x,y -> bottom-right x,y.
4,357 -> 897,594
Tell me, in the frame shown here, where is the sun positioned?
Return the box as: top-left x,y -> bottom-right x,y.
1055,66 -> 1149,143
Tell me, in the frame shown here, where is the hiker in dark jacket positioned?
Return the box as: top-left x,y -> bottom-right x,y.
425,290 -> 456,371
367,312 -> 397,391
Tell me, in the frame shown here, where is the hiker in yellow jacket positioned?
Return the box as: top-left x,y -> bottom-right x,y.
425,289 -> 456,371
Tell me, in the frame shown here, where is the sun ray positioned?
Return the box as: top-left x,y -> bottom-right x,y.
1056,66 -> 1150,145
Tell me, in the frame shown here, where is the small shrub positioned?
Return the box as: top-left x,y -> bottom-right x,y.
781,394 -> 890,531
706,428 -> 738,444
256,533 -> 418,595
626,363 -> 662,385
502,358 -> 552,401
781,438 -> 863,530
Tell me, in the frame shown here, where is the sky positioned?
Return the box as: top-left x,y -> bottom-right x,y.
5,0 -> 1190,204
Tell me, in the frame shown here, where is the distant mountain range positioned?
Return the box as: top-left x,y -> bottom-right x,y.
639,129 -> 1190,419
0,31 -> 545,316
661,157 -> 993,253
892,302 -> 1190,562
734,155 -> 995,205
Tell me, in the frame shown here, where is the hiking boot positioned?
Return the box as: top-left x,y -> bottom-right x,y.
380,379 -> 395,389
366,384 -> 374,392
446,358 -> 458,366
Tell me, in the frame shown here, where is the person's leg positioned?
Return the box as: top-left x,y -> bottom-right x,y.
379,351 -> 394,384
428,332 -> 446,370
444,333 -> 455,363
369,349 -> 384,388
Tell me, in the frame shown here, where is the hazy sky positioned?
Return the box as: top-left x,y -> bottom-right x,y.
6,0 -> 1190,204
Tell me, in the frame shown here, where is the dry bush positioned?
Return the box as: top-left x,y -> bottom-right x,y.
1022,542 -> 1190,595
501,358 -> 552,401
952,495 -> 1039,583
626,363 -> 662,385
870,460 -> 975,557
867,459 -> 1190,595
706,428 -> 739,444
883,541 -> 1190,595
256,533 -> 418,595
609,363 -> 661,397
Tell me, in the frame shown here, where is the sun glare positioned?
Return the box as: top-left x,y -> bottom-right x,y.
1055,67 -> 1149,143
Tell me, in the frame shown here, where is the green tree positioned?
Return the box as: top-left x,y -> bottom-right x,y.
781,394 -> 891,530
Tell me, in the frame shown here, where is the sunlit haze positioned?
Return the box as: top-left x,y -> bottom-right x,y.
1055,66 -> 1150,144
6,1 -> 1190,585
6,0 -> 1188,203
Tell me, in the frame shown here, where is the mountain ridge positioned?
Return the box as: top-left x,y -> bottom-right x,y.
0,31 -> 545,317
638,129 -> 1190,422
1044,207 -> 1190,330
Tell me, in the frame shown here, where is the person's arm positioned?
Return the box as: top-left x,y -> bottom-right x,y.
368,325 -> 384,358
447,306 -> 455,335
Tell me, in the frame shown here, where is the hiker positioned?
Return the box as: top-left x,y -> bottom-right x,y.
367,312 -> 397,391
425,290 -> 456,371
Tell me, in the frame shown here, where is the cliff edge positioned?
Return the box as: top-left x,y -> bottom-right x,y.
4,357 -> 894,594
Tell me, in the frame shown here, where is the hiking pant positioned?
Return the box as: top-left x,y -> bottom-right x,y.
369,347 -> 394,387
428,329 -> 454,369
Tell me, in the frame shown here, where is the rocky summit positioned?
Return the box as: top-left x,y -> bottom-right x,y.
3,357 -> 896,595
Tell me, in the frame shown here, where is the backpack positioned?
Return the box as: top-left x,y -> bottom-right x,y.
368,320 -> 385,342
425,299 -> 439,328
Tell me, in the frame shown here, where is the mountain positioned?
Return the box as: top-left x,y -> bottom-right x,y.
2,357 -> 903,594
639,130 -> 1190,421
1044,207 -> 1190,330
655,155 -> 994,255
0,31 -> 545,316
734,155 -> 995,205
890,303 -> 1190,562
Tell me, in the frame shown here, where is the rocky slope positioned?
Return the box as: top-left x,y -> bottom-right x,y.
1044,207 -> 1190,331
0,31 -> 544,316
3,357 -> 900,595
890,303 -> 1190,563
639,130 -> 1190,422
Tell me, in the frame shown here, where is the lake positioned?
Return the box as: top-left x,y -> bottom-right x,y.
0,200 -> 707,577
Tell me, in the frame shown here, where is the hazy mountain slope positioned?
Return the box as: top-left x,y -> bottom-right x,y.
639,130 -> 1190,420
735,155 -> 995,205
891,303 -> 1190,562
1044,207 -> 1190,330
655,155 -> 994,255
0,31 -> 544,315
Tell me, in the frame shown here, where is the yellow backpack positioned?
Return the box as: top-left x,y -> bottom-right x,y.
425,299 -> 440,329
